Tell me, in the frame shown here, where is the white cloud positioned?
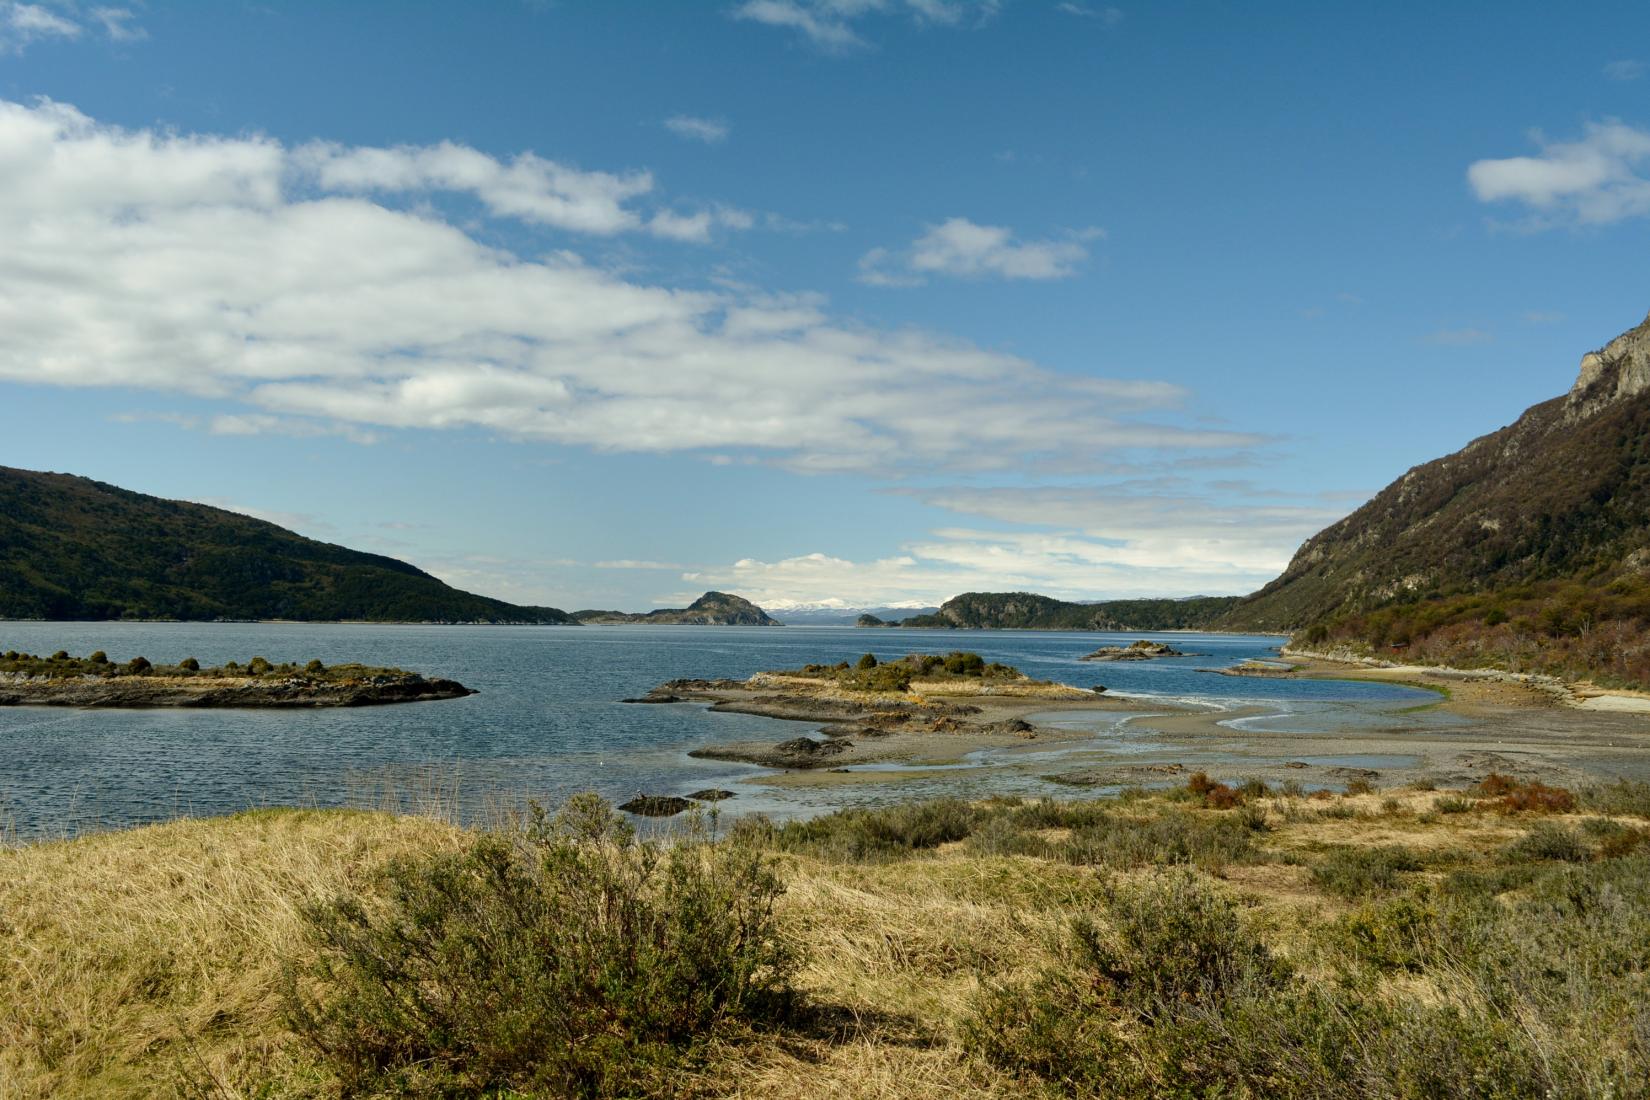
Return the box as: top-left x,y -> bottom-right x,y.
0,97 -> 1259,477
1604,59 -> 1645,82
676,484 -> 1342,607
860,217 -> 1101,284
594,559 -> 688,570
1467,121 -> 1650,227
664,115 -> 730,144
1,2 -> 78,50
731,0 -> 997,52
1056,3 -> 1123,24
0,2 -> 145,52
91,6 -> 143,41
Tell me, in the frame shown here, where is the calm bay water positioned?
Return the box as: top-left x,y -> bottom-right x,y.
0,622 -> 1436,838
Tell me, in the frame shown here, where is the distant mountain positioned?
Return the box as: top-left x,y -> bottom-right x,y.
0,466 -> 575,624
773,604 -> 941,626
896,592 -> 1243,631
1220,310 -> 1650,686
571,591 -> 781,626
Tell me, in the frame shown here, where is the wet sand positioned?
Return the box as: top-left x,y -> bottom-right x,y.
658,659 -> 1650,797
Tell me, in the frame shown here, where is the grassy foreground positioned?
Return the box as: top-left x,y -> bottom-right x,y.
3,777 -> 1649,1098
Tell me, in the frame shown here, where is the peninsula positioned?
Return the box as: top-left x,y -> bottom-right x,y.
627,651 -> 1123,772
0,649 -> 474,707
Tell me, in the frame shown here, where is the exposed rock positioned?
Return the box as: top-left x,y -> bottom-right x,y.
618,794 -> 694,817
1081,640 -> 1188,662
688,789 -> 736,802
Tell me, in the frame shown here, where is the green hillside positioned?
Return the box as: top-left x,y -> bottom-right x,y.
897,591 -> 1243,631
1219,310 -> 1650,686
0,467 -> 574,623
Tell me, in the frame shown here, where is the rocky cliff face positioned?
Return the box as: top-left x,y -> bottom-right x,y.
1568,310 -> 1650,418
1220,310 -> 1650,636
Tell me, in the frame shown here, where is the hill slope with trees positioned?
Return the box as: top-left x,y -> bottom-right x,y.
0,467 -> 574,623
1219,310 -> 1650,685
896,592 -> 1242,631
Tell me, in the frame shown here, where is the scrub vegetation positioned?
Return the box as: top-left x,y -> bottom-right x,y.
785,651 -> 1029,693
0,648 -> 415,684
4,777 -> 1649,1098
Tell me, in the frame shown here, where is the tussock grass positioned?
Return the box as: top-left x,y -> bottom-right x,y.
0,808 -> 468,1098
4,782 -> 1647,1098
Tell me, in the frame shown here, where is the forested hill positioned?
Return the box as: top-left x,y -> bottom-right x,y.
1217,310 -> 1650,687
896,592 -> 1243,631
0,467 -> 575,623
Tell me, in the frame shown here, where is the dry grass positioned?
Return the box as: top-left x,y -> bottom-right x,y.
0,808 -> 468,1098
1,785 -> 1637,1098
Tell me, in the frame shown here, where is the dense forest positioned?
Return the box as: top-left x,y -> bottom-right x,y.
0,467 -> 574,623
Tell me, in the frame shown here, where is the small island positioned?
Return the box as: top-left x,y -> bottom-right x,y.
571,591 -> 781,626
0,649 -> 475,708
1080,639 -> 1194,661
625,651 -> 1120,781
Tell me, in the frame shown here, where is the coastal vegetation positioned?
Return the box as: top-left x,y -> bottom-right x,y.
7,777 -> 1648,1097
0,465 -> 574,623
0,648 -> 473,707
785,651 -> 1025,693
1,648 -> 408,683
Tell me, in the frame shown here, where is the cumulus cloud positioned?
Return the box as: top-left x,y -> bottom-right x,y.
0,97 -> 1256,475
860,217 -> 1101,284
731,0 -> 997,52
1467,121 -> 1650,227
663,115 -> 730,144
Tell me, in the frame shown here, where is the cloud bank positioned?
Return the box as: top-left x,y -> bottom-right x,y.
0,97 -> 1256,476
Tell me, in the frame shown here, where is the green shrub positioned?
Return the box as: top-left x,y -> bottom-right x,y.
284,796 -> 792,1098
304,658 -> 325,673
1505,822 -> 1592,863
1311,845 -> 1422,899
88,650 -> 107,664
769,798 -> 979,861
178,657 -> 200,672
247,656 -> 273,675
1061,811 -> 1259,871
1582,779 -> 1650,818
127,656 -> 151,673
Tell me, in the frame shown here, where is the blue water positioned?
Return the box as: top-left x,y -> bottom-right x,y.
0,623 -> 1435,838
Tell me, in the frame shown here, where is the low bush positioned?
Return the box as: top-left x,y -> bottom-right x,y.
767,798 -> 979,861
1582,779 -> 1650,818
1505,821 -> 1592,863
284,796 -> 793,1097
1311,845 -> 1422,899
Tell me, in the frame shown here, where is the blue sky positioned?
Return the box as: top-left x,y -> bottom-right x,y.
1,0 -> 1647,611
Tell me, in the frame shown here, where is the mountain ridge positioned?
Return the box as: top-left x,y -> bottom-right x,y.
1217,310 -> 1650,687
0,466 -> 574,624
